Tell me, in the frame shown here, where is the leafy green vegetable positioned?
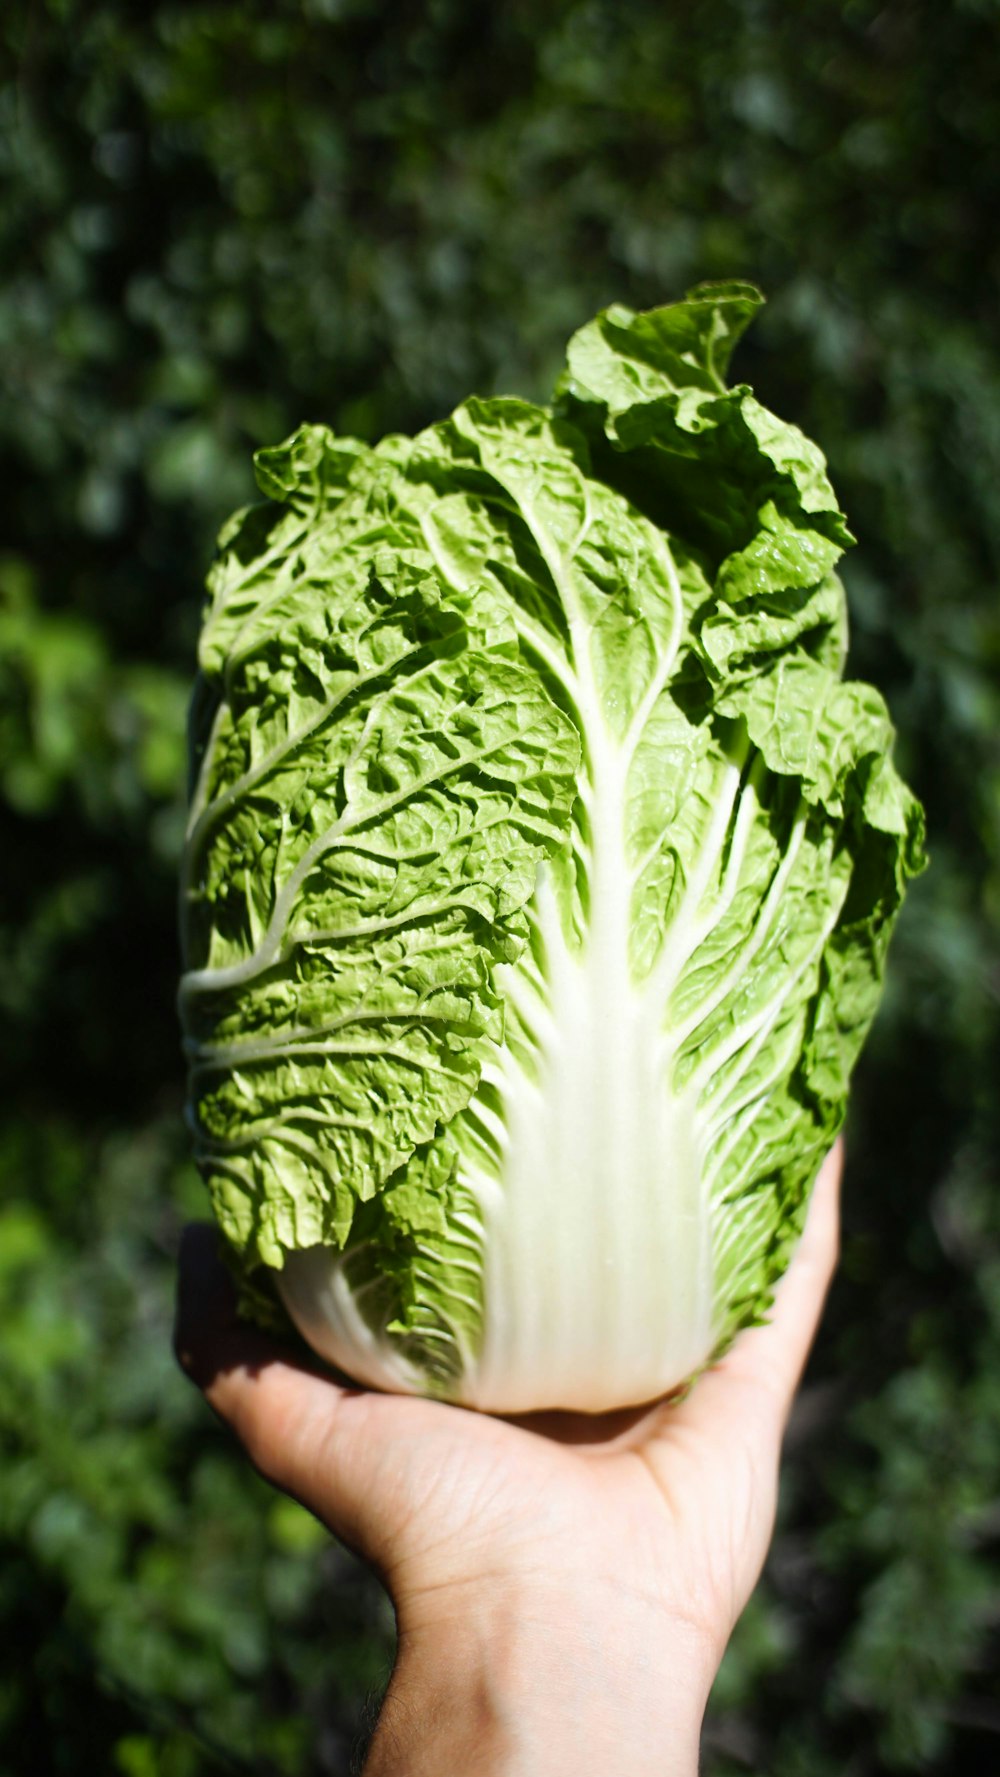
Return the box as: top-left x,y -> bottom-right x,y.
180,285 -> 924,1412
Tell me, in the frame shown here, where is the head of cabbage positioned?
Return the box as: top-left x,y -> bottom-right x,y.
179,283 -> 924,1414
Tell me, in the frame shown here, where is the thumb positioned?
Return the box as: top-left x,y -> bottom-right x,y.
668,1139 -> 842,1457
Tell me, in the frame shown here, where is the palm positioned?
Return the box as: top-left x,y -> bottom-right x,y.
321,1365 -> 776,1659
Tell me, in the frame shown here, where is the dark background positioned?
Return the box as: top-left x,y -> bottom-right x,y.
2,1 -> 999,1771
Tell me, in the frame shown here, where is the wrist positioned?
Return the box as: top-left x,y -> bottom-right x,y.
364,1577 -> 716,1776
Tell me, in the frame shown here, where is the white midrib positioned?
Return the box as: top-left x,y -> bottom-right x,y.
447,478 -> 717,1408
460,721 -> 717,1411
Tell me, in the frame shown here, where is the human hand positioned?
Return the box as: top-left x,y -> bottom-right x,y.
175,1141 -> 841,1776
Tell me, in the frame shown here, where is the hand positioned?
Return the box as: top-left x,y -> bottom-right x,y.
175,1142 -> 841,1776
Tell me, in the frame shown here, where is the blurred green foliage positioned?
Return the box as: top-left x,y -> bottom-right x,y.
1,0 -> 999,1770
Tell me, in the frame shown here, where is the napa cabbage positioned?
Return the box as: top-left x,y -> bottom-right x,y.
179,283 -> 924,1412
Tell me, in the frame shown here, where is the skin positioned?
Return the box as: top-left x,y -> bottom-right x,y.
175,1141 -> 842,1774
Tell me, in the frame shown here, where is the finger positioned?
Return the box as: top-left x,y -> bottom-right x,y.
725,1137 -> 842,1406
174,1224 -> 385,1556
174,1222 -> 282,1387
667,1140 -> 842,1449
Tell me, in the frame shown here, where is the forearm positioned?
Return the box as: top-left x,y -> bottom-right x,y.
363,1585 -> 715,1777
